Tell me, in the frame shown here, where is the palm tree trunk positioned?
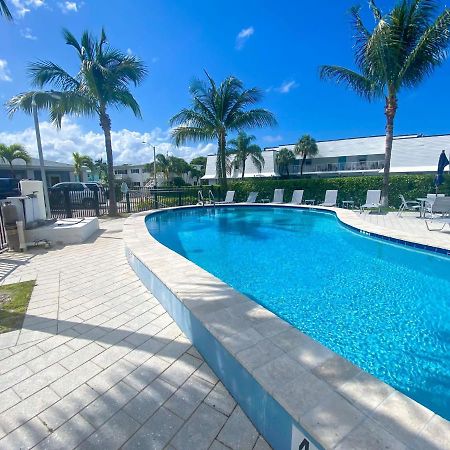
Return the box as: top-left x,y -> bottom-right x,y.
300,153 -> 306,176
9,161 -> 14,178
218,133 -> 227,192
99,109 -> 118,216
382,94 -> 397,207
241,157 -> 246,179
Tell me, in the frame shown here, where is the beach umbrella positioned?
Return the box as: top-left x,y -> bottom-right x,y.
434,150 -> 449,188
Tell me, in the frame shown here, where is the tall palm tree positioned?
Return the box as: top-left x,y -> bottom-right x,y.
10,28 -> 147,215
73,152 -> 94,181
170,72 -> 276,191
0,0 -> 12,20
294,134 -> 319,176
228,131 -> 264,178
276,148 -> 296,177
0,144 -> 31,177
320,0 -> 450,206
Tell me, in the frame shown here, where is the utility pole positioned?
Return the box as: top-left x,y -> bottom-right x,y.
142,141 -> 157,188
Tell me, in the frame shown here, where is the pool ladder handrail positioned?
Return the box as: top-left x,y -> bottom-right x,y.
208,190 -> 215,206
197,190 -> 205,206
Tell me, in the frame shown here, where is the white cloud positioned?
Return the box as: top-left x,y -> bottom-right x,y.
275,80 -> 298,94
11,0 -> 44,17
58,1 -> 78,13
20,27 -> 37,40
0,60 -> 12,82
263,135 -> 283,143
236,26 -> 254,49
126,48 -> 133,55
0,118 -> 215,165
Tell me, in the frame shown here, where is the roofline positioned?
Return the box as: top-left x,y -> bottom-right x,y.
263,132 -> 450,151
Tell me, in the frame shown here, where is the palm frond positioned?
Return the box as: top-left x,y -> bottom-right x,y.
63,29 -> 83,56
109,88 -> 142,118
230,109 -> 277,130
6,90 -> 64,117
0,0 -> 13,20
28,60 -> 80,90
171,126 -> 215,146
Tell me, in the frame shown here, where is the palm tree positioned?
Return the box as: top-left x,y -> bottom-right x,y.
73,152 -> 94,181
94,158 -> 108,182
294,134 -> 319,176
0,144 -> 31,177
276,148 -> 296,177
170,72 -> 276,191
11,28 -> 147,215
320,0 -> 450,205
228,131 -> 264,178
155,154 -> 170,182
0,0 -> 12,20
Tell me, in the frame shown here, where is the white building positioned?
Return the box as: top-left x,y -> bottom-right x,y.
201,133 -> 449,183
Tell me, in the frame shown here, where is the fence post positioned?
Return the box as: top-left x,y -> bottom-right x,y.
94,190 -> 100,216
153,192 -> 158,209
63,187 -> 72,218
126,192 -> 131,213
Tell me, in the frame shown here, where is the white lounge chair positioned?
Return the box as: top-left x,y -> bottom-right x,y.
289,190 -> 304,204
360,190 -> 381,213
272,189 -> 284,203
246,192 -> 258,203
423,194 -> 445,217
320,190 -> 338,207
397,194 -> 420,217
425,197 -> 450,230
216,191 -> 235,204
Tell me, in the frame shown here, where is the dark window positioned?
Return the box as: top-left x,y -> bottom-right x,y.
131,168 -> 140,174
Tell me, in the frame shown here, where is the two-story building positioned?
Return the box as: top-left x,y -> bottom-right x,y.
201,133 -> 449,183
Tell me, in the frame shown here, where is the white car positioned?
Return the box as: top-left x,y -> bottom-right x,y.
49,182 -> 98,208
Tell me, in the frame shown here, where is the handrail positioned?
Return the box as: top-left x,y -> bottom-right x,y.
198,190 -> 204,206
208,190 -> 215,205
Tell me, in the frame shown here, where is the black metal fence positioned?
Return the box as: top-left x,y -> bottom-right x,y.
49,186 -> 221,219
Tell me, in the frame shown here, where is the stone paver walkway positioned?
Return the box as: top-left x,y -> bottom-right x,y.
0,218 -> 269,450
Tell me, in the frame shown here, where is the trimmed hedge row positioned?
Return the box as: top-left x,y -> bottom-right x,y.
220,174 -> 445,208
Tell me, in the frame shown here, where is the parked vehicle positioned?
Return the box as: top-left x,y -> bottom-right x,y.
49,182 -> 98,209
0,178 -> 20,200
84,182 -> 107,203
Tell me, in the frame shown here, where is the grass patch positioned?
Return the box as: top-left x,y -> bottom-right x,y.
0,280 -> 35,334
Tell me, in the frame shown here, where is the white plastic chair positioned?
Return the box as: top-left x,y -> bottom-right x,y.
246,192 -> 258,203
272,189 -> 284,203
320,190 -> 338,207
397,194 -> 420,217
216,191 -> 235,204
360,190 -> 381,213
425,197 -> 450,229
290,190 -> 304,205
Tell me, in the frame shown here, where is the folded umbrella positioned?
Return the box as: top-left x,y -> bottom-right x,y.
435,150 -> 449,187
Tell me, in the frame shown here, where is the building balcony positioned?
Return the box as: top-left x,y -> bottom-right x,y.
292,160 -> 385,174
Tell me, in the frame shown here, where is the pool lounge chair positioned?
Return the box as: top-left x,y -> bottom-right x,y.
320,190 -> 338,207
360,190 -> 381,213
246,192 -> 258,203
289,190 -> 304,205
423,194 -> 445,217
272,189 -> 284,203
216,191 -> 235,204
397,194 -> 420,217
425,197 -> 450,229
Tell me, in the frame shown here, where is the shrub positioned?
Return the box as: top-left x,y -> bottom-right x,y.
224,174 -> 440,208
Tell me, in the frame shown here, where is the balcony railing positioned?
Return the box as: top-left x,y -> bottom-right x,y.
290,160 -> 385,174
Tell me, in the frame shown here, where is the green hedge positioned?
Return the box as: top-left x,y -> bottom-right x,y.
220,174 -> 445,208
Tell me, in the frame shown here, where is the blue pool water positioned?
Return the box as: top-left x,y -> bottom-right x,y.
146,206 -> 450,419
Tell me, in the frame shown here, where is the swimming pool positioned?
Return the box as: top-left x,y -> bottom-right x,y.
146,206 -> 450,420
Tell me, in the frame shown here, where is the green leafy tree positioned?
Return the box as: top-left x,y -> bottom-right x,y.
0,144 -> 31,177
73,152 -> 94,181
227,131 -> 264,178
94,158 -> 108,182
0,0 -> 12,20
170,72 -> 276,191
320,0 -> 450,205
276,148 -> 296,177
9,28 -> 147,215
294,134 -> 319,176
155,154 -> 170,182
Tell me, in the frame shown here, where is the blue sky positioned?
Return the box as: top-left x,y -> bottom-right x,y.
1,0 -> 450,164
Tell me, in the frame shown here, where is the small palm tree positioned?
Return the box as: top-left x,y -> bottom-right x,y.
94,158 -> 108,182
73,152 -> 94,181
170,72 -> 276,191
9,28 -> 147,215
155,154 -> 170,182
276,148 -> 296,177
0,0 -> 12,20
320,0 -> 450,205
228,131 -> 264,178
294,134 -> 319,176
0,144 -> 31,177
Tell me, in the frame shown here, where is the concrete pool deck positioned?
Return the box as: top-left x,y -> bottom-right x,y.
0,218 -> 268,450
124,204 -> 450,450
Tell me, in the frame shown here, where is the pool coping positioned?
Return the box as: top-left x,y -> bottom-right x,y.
123,204 -> 450,450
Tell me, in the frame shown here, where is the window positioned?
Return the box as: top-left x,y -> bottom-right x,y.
131,168 -> 140,174
143,167 -> 151,173
114,169 -> 128,175
132,182 -> 141,187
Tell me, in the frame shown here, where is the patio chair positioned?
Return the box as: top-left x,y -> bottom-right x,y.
397,194 -> 420,217
289,190 -> 304,205
246,192 -> 258,203
272,189 -> 284,203
425,197 -> 450,225
319,190 -> 338,207
216,191 -> 235,204
423,194 -> 445,216
360,190 -> 381,213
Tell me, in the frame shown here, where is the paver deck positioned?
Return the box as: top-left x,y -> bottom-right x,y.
0,218 -> 267,450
